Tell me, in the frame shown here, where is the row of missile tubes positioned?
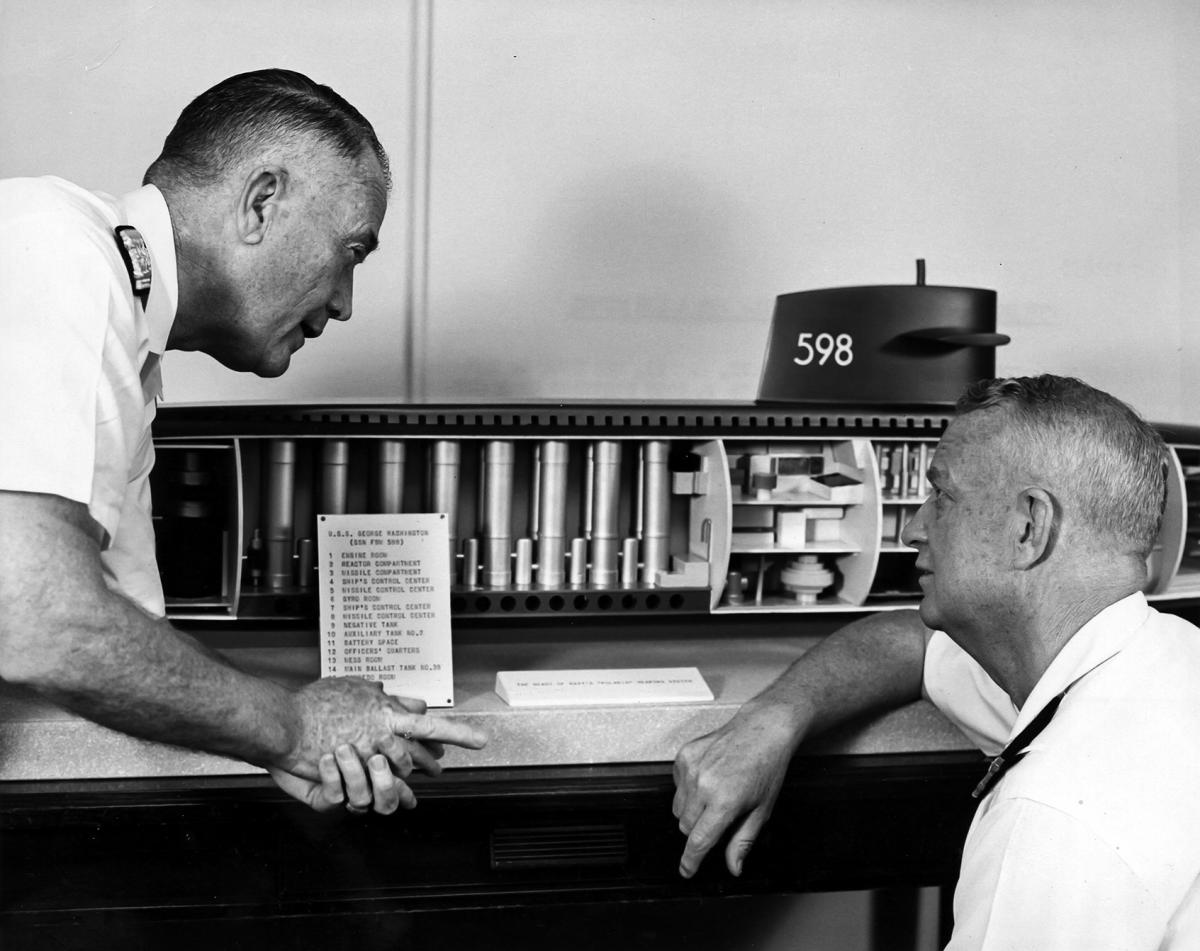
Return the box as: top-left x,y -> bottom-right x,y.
251,438 -> 694,594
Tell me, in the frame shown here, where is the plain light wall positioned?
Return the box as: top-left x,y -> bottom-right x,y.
3,1 -> 1196,425
424,0 -> 1199,423
0,0 -> 413,403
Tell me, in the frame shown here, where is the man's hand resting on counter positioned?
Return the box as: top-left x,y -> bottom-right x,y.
671,611 -> 931,878
672,701 -> 804,878
271,682 -> 489,815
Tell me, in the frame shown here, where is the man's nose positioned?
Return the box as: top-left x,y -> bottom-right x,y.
899,499 -> 930,548
328,273 -> 354,322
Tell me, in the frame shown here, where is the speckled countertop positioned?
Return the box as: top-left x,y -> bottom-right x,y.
0,632 -> 973,783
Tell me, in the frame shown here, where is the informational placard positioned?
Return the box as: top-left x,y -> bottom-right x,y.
318,513 -> 454,707
494,667 -> 713,708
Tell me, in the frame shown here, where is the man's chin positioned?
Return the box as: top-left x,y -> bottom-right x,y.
254,358 -> 290,378
209,346 -> 290,378
251,347 -> 294,378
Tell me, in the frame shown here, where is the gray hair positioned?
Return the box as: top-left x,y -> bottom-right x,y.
957,374 -> 1168,557
143,69 -> 390,191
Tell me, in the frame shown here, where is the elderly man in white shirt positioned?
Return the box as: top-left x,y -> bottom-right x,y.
673,373 -> 1200,950
0,69 -> 486,816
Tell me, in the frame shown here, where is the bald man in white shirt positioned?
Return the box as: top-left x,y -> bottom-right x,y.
0,69 -> 486,816
673,374 -> 1200,950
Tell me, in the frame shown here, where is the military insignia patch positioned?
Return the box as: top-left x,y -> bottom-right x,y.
114,224 -> 152,307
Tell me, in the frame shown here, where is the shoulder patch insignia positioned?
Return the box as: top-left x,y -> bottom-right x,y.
114,225 -> 152,307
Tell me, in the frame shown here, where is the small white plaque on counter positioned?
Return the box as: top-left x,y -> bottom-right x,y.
495,668 -> 713,708
318,513 -> 454,707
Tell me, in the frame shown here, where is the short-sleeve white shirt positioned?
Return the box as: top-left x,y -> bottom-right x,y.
0,177 -> 178,616
923,593 -> 1200,950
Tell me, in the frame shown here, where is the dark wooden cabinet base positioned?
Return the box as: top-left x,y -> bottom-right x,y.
0,752 -> 982,949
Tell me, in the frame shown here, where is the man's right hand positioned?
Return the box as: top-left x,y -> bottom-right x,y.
672,702 -> 803,879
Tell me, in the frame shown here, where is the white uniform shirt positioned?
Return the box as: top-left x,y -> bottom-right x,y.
0,177 -> 178,616
923,593 -> 1200,950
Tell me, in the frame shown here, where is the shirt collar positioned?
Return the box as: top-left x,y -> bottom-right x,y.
1009,591 -> 1151,740
117,184 -> 178,355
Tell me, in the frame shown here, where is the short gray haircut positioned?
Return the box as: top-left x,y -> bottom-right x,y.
143,68 -> 390,191
957,374 -> 1168,557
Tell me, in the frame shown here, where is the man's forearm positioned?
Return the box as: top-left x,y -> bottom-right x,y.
15,593 -> 297,769
738,608 -> 929,741
0,491 -> 298,769
1,491 -> 489,797
671,609 -> 930,877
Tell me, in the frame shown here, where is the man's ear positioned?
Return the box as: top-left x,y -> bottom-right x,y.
1014,486 -> 1055,569
237,166 -> 287,245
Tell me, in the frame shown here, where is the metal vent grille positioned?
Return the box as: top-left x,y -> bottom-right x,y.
490,824 -> 629,870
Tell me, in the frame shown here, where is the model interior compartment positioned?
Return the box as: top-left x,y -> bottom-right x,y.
869,438 -> 937,602
150,442 -> 240,618
167,433 -> 722,621
715,438 -> 878,612
150,406 -> 1200,625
